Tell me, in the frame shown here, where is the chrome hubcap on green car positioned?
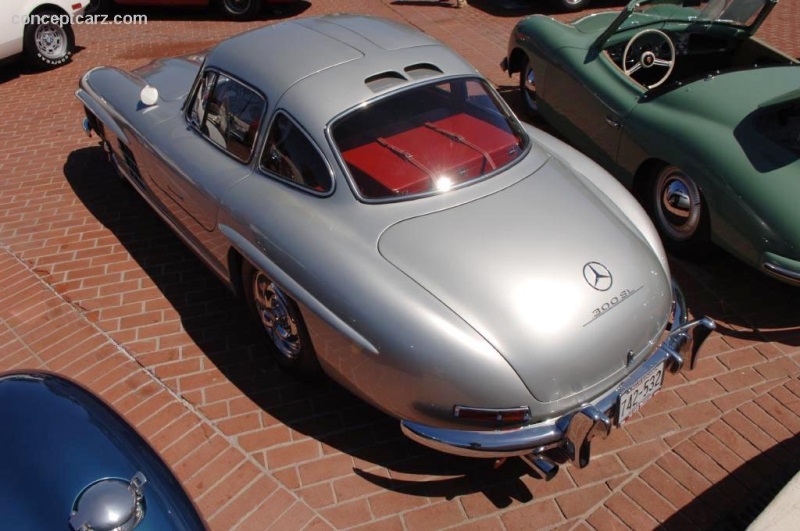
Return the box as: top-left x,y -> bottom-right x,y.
654,167 -> 702,241
523,67 -> 538,112
223,0 -> 252,16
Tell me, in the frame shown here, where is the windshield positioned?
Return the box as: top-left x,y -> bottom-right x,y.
332,77 -> 527,201
618,0 -> 769,31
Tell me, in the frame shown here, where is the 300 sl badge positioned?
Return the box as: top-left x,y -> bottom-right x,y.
584,286 -> 644,327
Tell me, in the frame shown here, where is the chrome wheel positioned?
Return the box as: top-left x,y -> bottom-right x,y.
34,23 -> 68,61
653,167 -> 702,242
253,273 -> 302,360
554,0 -> 590,12
519,58 -> 538,116
524,68 -> 537,110
221,0 -> 257,18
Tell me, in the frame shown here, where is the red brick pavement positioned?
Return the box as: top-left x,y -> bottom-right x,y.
1,0 -> 799,529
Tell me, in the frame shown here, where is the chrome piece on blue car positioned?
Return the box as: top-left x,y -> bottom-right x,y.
70,472 -> 147,531
75,14 -> 713,475
0,372 -> 205,530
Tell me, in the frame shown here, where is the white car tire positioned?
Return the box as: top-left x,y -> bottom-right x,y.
23,10 -> 75,69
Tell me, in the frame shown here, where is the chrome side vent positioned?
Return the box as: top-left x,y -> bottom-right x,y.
117,141 -> 143,186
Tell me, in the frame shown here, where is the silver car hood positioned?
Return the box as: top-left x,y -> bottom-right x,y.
379,158 -> 671,403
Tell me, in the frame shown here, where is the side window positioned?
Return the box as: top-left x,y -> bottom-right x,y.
260,113 -> 332,192
189,70 -> 216,128
187,70 -> 265,162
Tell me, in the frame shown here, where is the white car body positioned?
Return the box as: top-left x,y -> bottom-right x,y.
0,0 -> 87,62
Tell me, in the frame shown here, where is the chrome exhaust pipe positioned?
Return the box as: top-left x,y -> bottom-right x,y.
520,454 -> 559,480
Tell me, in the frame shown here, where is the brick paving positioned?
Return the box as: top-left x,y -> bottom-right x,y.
1,0 -> 799,529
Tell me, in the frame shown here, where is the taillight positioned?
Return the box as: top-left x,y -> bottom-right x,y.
454,405 -> 531,427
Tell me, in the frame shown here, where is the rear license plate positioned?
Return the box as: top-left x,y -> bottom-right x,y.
617,361 -> 665,425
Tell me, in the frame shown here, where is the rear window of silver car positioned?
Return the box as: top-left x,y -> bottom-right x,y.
332,77 -> 527,201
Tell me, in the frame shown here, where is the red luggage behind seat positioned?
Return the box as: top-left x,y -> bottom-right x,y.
342,112 -> 520,198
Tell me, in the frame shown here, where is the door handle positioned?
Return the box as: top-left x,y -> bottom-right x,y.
605,116 -> 621,129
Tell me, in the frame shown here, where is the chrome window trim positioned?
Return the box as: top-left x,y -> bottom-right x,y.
256,109 -> 335,197
184,66 -> 267,165
325,75 -> 531,205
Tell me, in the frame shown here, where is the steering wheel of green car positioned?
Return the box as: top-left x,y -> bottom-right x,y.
623,29 -> 676,89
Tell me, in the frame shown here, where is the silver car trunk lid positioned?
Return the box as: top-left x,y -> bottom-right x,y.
379,158 -> 672,403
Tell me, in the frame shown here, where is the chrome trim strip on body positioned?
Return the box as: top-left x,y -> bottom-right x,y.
763,262 -> 800,283
401,281 -> 714,459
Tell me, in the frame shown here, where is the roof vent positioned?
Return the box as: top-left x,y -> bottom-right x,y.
365,71 -> 406,93
404,63 -> 443,80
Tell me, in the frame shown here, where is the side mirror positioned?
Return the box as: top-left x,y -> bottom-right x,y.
140,85 -> 159,106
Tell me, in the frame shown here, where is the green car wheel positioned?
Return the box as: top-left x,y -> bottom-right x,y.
519,58 -> 538,117
648,165 -> 709,252
552,0 -> 590,12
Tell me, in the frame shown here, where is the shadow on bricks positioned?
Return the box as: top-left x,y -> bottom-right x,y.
669,254 -> 800,355
665,432 -> 800,529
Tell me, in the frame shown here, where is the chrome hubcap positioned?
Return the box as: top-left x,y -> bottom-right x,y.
655,169 -> 701,241
253,274 -> 301,359
223,0 -> 251,15
523,67 -> 537,111
35,24 -> 67,60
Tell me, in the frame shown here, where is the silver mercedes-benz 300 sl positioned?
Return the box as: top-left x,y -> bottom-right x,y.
76,14 -> 713,475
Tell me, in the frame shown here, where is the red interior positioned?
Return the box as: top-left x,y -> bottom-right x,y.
342,111 -> 520,198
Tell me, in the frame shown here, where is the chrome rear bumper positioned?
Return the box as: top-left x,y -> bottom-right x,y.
401,281 -> 714,466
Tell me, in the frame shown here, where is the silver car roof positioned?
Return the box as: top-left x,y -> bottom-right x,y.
205,14 -> 479,118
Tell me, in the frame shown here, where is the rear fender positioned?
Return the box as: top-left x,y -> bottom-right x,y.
218,223 -> 379,357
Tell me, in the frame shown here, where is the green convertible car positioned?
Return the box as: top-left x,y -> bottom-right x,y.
503,0 -> 800,285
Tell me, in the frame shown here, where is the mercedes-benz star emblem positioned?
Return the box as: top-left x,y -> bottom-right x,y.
583,262 -> 613,291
